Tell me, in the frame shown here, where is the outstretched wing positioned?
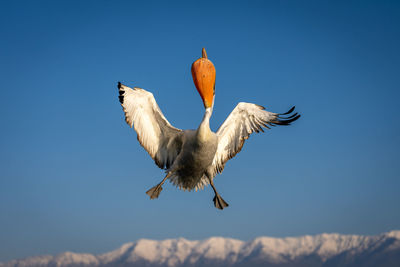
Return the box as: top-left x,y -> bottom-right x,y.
118,82 -> 183,169
211,102 -> 300,175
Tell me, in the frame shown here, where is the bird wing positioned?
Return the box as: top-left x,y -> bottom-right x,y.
211,102 -> 300,176
118,82 -> 183,169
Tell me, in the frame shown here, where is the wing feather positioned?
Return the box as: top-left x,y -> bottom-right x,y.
211,102 -> 300,176
118,82 -> 183,169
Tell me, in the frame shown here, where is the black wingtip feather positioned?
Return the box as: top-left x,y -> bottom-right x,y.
118,82 -> 125,103
280,106 -> 296,115
271,107 -> 301,126
286,112 -> 299,119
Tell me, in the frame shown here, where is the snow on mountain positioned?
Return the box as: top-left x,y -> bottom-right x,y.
2,231 -> 400,267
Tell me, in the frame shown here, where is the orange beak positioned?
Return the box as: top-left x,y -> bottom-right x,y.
191,48 -> 216,108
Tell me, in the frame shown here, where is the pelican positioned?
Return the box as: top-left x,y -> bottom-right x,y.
118,48 -> 300,209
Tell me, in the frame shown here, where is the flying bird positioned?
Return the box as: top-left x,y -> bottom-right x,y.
118,48 -> 300,209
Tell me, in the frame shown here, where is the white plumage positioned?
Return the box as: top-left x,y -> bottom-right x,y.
118,83 -> 299,209
211,102 -> 295,176
119,86 -> 183,170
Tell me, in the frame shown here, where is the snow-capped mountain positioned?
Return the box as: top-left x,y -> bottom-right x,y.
2,231 -> 400,267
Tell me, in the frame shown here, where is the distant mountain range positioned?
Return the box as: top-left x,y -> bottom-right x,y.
2,231 -> 400,267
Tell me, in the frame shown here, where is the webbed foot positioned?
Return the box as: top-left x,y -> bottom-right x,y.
146,184 -> 163,199
213,194 -> 229,210
146,172 -> 172,200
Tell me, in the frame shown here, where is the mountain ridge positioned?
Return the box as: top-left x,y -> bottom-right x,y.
2,231 -> 400,267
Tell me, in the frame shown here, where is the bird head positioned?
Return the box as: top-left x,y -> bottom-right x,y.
191,48 -> 216,109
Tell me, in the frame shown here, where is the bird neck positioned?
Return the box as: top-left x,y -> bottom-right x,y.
197,107 -> 213,141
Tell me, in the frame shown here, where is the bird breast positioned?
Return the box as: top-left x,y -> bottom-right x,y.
173,130 -> 218,180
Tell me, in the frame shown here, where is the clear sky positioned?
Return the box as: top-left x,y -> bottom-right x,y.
1,0 -> 399,262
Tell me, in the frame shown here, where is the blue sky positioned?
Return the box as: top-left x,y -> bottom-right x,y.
1,0 -> 399,262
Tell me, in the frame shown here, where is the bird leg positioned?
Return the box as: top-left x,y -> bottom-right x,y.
146,172 -> 171,199
208,178 -> 229,210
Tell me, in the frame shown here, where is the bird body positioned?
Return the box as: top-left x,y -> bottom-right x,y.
171,126 -> 218,190
118,48 -> 300,209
